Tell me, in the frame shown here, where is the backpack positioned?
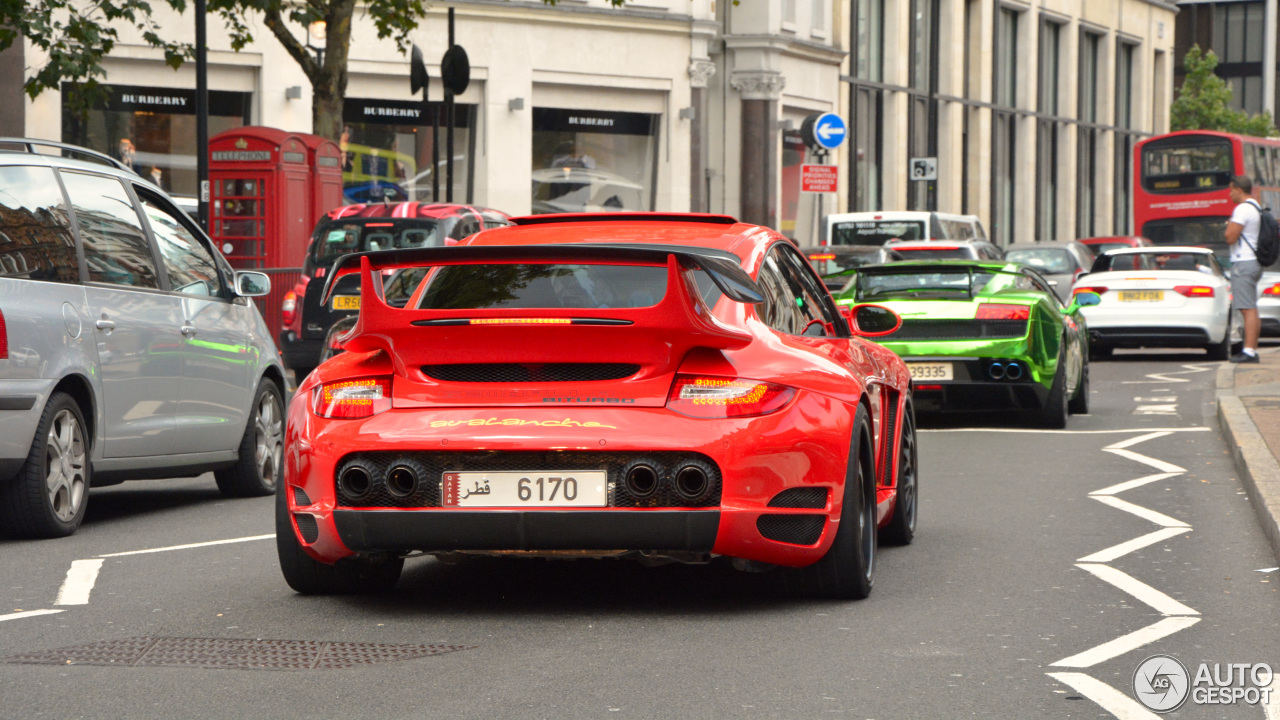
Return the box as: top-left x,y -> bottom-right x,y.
1245,199 -> 1280,266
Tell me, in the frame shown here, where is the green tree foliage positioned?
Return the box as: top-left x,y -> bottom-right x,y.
1171,45 -> 1277,137
0,0 -> 627,141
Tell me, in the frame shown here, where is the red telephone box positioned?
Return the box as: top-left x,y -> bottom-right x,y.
300,134 -> 344,227
209,127 -> 312,269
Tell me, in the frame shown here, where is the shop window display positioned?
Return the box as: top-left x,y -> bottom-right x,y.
341,98 -> 475,205
61,83 -> 251,199
531,108 -> 658,214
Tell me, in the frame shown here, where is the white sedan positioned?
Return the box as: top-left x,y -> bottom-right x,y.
1071,247 -> 1233,359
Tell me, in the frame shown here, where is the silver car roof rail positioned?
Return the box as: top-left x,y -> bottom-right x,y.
0,137 -> 137,174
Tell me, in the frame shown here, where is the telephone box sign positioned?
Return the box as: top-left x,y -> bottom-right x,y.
801,164 -> 838,193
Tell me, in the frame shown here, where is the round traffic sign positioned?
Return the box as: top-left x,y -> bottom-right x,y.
809,112 -> 847,150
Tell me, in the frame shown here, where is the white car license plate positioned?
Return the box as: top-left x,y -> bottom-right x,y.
907,362 -> 953,381
442,471 -> 608,508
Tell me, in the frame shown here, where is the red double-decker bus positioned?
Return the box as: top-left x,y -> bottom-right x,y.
1134,130 -> 1280,262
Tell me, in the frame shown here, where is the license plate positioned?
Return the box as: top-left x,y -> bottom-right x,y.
907,362 -> 954,381
331,295 -> 360,311
442,471 -> 608,508
1118,290 -> 1164,302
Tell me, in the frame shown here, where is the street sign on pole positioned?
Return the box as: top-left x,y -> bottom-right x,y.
811,113 -> 847,151
910,157 -> 938,181
801,164 -> 838,193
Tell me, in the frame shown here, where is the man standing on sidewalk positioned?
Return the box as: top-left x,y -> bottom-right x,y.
1225,175 -> 1263,364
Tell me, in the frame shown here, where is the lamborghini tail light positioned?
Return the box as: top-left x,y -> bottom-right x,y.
1173,285 -> 1215,298
974,304 -> 1030,321
666,376 -> 796,419
312,377 -> 392,419
281,291 -> 298,327
1074,286 -> 1108,297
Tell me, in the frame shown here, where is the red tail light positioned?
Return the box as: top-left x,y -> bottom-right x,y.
1173,285 -> 1214,298
666,376 -> 796,419
315,267 -> 326,278
282,291 -> 298,327
1074,286 -> 1108,297
1262,283 -> 1280,296
915,384 -> 943,391
809,253 -> 836,261
975,304 -> 1031,321
0,309 -> 7,360
311,377 -> 392,419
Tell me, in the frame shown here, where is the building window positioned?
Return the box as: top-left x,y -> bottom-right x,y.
784,0 -> 797,27
1114,41 -> 1137,235
531,108 -> 658,214
61,83 -> 252,198
850,0 -> 884,212
1037,19 -> 1061,241
992,7 -> 1018,245
811,0 -> 827,36
341,98 -> 476,205
781,129 -> 806,239
1077,31 -> 1101,238
1212,2 -> 1267,114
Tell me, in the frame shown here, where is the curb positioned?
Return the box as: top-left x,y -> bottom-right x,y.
1216,361 -> 1280,565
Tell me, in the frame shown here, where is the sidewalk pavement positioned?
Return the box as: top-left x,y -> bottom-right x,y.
1217,346 -> 1280,564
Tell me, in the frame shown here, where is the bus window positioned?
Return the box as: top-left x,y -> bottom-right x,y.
1141,136 -> 1234,193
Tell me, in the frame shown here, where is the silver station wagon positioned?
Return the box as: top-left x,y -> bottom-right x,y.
0,140 -> 286,538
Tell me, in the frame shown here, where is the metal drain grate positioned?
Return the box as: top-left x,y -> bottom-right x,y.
3,637 -> 473,671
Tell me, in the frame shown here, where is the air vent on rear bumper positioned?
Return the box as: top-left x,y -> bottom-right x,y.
293,514 -> 319,544
766,488 -> 829,509
421,363 -> 640,383
756,514 -> 826,545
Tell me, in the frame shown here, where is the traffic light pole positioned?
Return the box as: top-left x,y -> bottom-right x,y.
196,0 -> 209,231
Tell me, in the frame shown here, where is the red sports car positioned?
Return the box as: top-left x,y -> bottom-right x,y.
277,213 -> 917,599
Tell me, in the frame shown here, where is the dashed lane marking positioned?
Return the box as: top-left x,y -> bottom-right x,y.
1106,432 -> 1174,451
54,559 -> 103,606
1075,564 -> 1199,616
1046,673 -> 1161,720
1049,617 -> 1201,668
1102,448 -> 1185,474
1091,496 -> 1190,528
919,427 -> 1211,435
1133,405 -> 1178,415
1090,472 -> 1183,497
0,609 -> 64,623
98,533 -> 275,558
1077,527 -> 1193,563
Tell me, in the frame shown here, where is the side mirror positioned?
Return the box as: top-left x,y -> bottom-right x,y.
840,303 -> 903,337
235,271 -> 271,298
1068,291 -> 1101,312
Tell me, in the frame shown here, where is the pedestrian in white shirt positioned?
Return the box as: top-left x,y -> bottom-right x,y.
1224,175 -> 1263,363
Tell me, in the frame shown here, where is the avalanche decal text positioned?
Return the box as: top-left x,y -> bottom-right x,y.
428,418 -> 619,429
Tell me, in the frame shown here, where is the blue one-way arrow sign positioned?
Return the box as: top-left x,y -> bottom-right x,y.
812,112 -> 847,150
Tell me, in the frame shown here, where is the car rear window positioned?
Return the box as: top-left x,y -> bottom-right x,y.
1093,252 -> 1216,274
831,220 -> 925,245
312,219 -> 441,267
417,263 -> 669,310
857,270 -> 996,300
1006,249 -> 1076,274
0,166 -> 80,283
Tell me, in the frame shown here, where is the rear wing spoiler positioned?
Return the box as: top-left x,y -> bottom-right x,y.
319,243 -> 765,307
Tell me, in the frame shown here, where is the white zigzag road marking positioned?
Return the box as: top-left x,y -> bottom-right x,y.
1092,496 -> 1190,528
1045,673 -> 1161,720
1050,617 -> 1201,668
919,427 -> 1210,435
1078,527 -> 1192,563
1105,432 -> 1174,450
1120,363 -> 1216,385
54,559 -> 103,606
1090,472 -> 1183,497
0,609 -> 64,623
1102,448 -> 1185,474
1053,427 -> 1202,718
1075,564 -> 1199,616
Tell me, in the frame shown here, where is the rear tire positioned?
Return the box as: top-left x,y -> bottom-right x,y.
275,483 -> 403,595
0,392 -> 90,539
1036,364 -> 1069,429
215,379 -> 283,498
796,405 -> 876,600
880,402 -> 917,546
1068,358 -> 1090,415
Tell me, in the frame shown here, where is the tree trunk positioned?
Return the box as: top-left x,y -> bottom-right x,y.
310,0 -> 356,142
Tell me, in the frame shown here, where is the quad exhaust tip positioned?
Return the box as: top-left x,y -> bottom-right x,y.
988,362 -> 1005,380
674,464 -> 710,500
338,464 -> 373,499
624,464 -> 660,498
1005,362 -> 1023,380
386,465 -> 420,498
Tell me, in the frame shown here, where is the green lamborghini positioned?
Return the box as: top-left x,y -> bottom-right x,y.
834,261 -> 1100,428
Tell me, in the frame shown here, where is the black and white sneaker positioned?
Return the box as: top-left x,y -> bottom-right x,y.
1229,352 -> 1261,364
